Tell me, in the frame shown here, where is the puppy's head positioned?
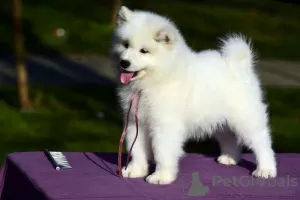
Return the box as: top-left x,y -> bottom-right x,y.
111,6 -> 179,85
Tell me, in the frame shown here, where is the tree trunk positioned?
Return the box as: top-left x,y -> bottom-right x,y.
111,0 -> 122,24
13,0 -> 32,112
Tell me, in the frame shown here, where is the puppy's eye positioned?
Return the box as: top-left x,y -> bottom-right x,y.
122,41 -> 129,48
140,48 -> 149,54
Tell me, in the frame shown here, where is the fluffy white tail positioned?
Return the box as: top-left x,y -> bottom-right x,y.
220,34 -> 255,68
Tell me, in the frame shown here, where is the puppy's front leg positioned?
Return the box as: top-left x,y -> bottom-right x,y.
122,122 -> 151,178
146,122 -> 185,184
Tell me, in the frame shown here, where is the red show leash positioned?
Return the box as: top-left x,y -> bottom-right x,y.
118,91 -> 140,177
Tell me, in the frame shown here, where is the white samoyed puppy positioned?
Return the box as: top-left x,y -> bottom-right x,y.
110,6 -> 277,184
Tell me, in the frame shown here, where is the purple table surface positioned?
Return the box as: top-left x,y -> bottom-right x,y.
0,152 -> 299,200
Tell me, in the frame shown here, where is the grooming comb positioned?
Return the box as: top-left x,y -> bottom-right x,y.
44,149 -> 72,170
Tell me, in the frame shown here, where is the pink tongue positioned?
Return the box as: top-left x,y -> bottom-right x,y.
120,72 -> 134,84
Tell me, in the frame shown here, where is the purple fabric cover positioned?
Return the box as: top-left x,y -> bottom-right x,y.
0,152 -> 299,200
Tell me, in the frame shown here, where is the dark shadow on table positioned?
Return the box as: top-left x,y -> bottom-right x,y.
0,159 -> 45,200
93,124 -> 257,177
91,152 -> 128,177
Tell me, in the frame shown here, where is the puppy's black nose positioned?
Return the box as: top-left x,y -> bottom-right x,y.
120,60 -> 130,68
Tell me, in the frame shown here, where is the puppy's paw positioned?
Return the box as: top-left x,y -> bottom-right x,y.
252,168 -> 277,178
122,162 -> 148,178
217,154 -> 238,165
146,170 -> 176,185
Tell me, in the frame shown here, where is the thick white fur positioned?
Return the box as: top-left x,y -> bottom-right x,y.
111,6 -> 277,184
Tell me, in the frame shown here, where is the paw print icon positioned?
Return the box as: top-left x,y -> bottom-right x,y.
188,172 -> 209,197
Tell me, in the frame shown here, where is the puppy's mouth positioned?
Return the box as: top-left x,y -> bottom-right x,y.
120,69 -> 139,84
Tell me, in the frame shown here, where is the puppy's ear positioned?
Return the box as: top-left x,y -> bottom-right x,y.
154,28 -> 176,45
116,6 -> 132,26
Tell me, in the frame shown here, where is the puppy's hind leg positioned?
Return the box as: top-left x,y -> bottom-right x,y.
215,127 -> 241,166
229,108 -> 277,178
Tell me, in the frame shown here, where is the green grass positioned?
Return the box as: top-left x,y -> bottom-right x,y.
0,86 -> 122,163
0,0 -> 300,59
0,86 -> 299,164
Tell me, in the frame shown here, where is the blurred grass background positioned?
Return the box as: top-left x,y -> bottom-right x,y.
0,0 -> 299,163
0,0 -> 300,59
0,86 -> 299,163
